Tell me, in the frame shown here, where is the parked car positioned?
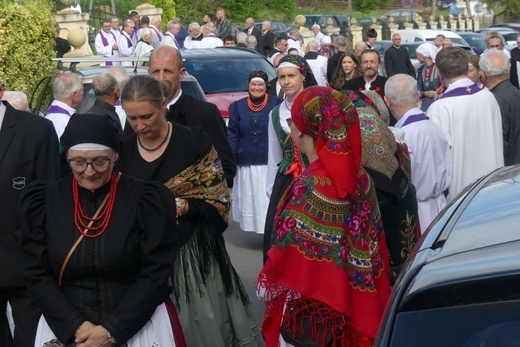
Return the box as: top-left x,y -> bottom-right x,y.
489,23 -> 520,33
254,21 -> 287,38
374,164 -> 520,347
293,14 -> 349,36
475,28 -> 517,49
180,47 -> 276,122
454,31 -> 486,55
455,1 -> 493,17
437,0 -> 452,9
29,58 -> 206,117
397,29 -> 475,54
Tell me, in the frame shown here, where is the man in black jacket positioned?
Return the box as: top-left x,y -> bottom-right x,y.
384,33 -> 416,78
87,72 -> 123,134
244,17 -> 262,53
148,46 -> 236,186
0,81 -> 61,346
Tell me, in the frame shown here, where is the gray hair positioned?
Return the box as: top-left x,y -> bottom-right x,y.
237,32 -> 247,43
435,47 -> 469,79
289,26 -> 300,36
108,67 -> 130,87
334,35 -> 348,49
188,22 -> 200,31
202,24 -> 216,34
355,41 -> 368,52
479,48 -> 510,77
92,72 -> 118,99
385,73 -> 418,108
306,39 -> 319,51
167,20 -> 179,31
246,35 -> 257,49
311,24 -> 320,30
2,91 -> 29,111
362,90 -> 390,125
141,27 -> 153,40
263,21 -> 271,29
53,72 -> 83,100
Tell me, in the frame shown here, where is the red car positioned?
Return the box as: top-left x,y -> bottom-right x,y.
181,47 -> 276,125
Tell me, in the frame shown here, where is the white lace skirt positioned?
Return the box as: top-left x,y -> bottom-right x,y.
34,303 -> 176,347
232,165 -> 269,234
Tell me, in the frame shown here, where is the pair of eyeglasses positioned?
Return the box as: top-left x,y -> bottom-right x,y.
68,158 -> 112,173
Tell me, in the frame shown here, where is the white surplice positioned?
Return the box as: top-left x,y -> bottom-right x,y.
395,108 -> 452,230
427,78 -> 504,202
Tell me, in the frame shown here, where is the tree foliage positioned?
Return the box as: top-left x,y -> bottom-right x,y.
149,0 -> 176,27
353,0 -> 391,14
482,0 -> 520,17
0,0 -> 55,95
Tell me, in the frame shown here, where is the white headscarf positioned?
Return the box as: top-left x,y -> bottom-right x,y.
416,42 -> 439,62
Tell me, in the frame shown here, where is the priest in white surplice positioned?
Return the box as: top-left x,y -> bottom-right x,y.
95,19 -> 120,66
386,74 -> 452,230
427,47 -> 504,202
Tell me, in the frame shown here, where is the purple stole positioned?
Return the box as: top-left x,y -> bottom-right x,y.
402,113 -> 429,127
100,30 -> 117,66
131,24 -> 139,38
439,83 -> 482,100
165,32 -> 180,49
46,104 -> 71,116
121,31 -> 133,47
151,26 -> 163,41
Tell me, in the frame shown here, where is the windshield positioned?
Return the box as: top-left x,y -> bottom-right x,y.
184,57 -> 275,94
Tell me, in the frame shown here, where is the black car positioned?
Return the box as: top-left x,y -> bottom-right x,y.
375,165 -> 520,346
254,21 -> 288,38
295,14 -> 349,36
455,31 -> 486,55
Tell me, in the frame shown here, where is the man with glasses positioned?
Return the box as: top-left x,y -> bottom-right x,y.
95,19 -> 120,66
183,22 -> 203,49
267,37 -> 288,60
0,79 -> 60,347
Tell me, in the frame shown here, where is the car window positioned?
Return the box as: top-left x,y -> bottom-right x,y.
304,16 -> 321,28
390,300 -> 520,347
184,57 -> 275,94
414,37 -> 423,42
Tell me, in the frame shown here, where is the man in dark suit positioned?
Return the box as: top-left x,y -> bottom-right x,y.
344,49 -> 388,98
261,21 -> 275,57
0,81 -> 61,346
147,46 -> 236,186
510,34 -> 520,89
87,72 -> 123,134
244,17 -> 262,53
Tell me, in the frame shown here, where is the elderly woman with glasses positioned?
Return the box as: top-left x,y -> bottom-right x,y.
19,114 -> 186,347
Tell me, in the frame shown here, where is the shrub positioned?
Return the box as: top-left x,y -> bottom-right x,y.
0,0 -> 56,95
150,0 -> 176,28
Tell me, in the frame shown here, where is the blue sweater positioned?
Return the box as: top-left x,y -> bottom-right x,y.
228,95 -> 281,166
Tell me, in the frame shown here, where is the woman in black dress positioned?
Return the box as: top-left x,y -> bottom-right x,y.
19,114 -> 186,347
119,75 -> 263,347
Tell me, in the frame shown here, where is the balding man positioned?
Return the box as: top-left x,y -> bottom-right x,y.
261,21 -> 275,56
304,40 -> 327,86
149,15 -> 163,48
427,47 -> 503,201
480,49 -> 520,165
434,34 -> 446,49
327,35 -> 348,82
385,74 -> 451,229
286,26 -> 303,56
162,20 -> 182,49
311,24 -> 324,48
146,46 -> 236,186
442,38 -> 453,48
384,33 -> 415,78
354,41 -> 368,57
215,9 -> 232,39
45,72 -> 84,138
244,17 -> 262,52
0,80 -> 60,347
87,72 -> 122,134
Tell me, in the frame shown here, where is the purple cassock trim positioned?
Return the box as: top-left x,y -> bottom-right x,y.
46,105 -> 71,116
121,31 -> 133,47
100,30 -> 117,66
402,113 -> 429,127
439,83 -> 482,100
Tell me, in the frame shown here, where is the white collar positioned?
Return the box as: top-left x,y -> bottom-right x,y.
395,107 -> 423,128
444,77 -> 473,94
167,89 -> 183,109
0,101 -> 6,131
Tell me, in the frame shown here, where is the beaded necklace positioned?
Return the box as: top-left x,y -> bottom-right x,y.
138,121 -> 171,152
247,94 -> 268,112
72,171 -> 118,238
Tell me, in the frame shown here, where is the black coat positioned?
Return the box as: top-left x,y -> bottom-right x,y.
384,45 -> 416,78
343,75 -> 388,97
167,93 -> 236,186
244,26 -> 263,53
262,30 -> 275,57
87,99 -> 123,135
0,101 -> 60,287
510,49 -> 520,89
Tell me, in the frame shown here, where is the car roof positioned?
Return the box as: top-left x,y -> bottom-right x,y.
396,29 -> 464,39
180,47 -> 266,59
399,165 -> 520,308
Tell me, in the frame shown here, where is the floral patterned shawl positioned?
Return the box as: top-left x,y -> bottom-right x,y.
164,147 -> 230,223
258,87 -> 391,347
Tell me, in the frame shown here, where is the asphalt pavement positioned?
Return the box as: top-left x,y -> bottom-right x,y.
223,211 -> 266,324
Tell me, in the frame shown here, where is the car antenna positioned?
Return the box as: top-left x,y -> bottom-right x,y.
133,54 -> 140,75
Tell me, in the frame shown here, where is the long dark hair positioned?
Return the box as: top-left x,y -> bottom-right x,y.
330,52 -> 362,90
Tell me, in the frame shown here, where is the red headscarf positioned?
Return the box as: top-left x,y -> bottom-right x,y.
291,86 -> 362,198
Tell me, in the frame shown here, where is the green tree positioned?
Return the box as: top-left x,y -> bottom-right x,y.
482,0 -> 520,17
353,0 -> 390,14
0,0 -> 55,95
149,0 -> 176,27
